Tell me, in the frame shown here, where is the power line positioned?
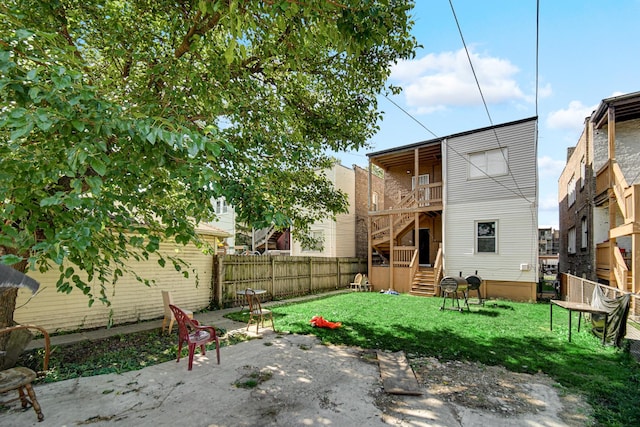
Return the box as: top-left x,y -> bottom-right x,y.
382,94 -> 537,201
383,94 -> 439,139
448,0 -> 532,203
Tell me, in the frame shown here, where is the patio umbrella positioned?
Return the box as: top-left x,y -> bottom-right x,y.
0,264 -> 40,294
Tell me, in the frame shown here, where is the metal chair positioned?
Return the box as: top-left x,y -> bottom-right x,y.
0,325 -> 50,422
169,305 -> 220,370
244,288 -> 275,333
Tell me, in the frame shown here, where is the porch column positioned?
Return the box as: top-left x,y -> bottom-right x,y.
608,106 -> 617,285
367,215 -> 372,281
414,148 -> 420,267
390,213 -> 394,289
415,212 -> 420,261
633,233 -> 639,294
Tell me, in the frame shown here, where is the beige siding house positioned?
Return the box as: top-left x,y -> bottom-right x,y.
290,164 -> 357,257
14,225 -> 229,333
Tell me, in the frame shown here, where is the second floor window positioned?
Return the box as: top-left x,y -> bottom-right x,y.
581,217 -> 588,249
568,227 -> 576,254
567,175 -> 576,206
215,198 -> 228,214
372,192 -> 379,211
302,230 -> 324,252
468,148 -> 508,179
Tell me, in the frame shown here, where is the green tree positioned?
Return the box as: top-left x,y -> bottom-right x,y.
0,0 -> 416,325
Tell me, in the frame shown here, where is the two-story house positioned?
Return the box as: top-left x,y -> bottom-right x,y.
366,117 -> 539,301
250,163 -> 382,258
559,91 -> 640,300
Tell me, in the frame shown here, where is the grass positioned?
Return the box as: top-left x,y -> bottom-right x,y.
19,292 -> 640,426
227,292 -> 640,427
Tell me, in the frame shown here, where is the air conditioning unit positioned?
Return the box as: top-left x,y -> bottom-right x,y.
520,263 -> 531,271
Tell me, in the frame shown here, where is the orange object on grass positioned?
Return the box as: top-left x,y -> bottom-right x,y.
310,316 -> 342,329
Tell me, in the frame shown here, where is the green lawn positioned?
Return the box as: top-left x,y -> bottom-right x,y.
227,292 -> 640,427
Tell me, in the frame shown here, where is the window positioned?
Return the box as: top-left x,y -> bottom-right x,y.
412,174 -> 430,203
580,156 -> 586,189
581,217 -> 588,249
469,148 -> 508,179
302,231 -> 324,252
372,192 -> 379,211
568,227 -> 576,254
567,175 -> 576,206
214,198 -> 228,214
476,221 -> 497,253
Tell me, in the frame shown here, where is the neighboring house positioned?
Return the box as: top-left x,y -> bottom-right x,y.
366,117 -> 539,301
15,224 -> 230,332
558,91 -> 640,295
252,163 -> 381,258
210,197 -> 236,254
538,227 -> 559,274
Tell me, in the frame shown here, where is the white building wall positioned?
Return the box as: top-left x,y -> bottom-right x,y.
444,198 -> 537,283
443,118 -> 538,285
209,198 -> 236,253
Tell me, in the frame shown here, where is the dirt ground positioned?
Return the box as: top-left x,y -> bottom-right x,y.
379,357 -> 594,426
3,330 -> 593,427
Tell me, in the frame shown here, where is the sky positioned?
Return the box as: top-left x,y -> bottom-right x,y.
336,0 -> 640,229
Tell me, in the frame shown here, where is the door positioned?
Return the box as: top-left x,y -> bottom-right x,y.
412,174 -> 430,205
419,228 -> 430,266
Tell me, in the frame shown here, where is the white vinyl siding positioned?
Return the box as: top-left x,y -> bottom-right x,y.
446,119 -> 537,205
444,198 -> 537,283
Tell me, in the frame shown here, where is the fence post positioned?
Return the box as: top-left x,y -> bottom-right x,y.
309,257 -> 313,294
271,256 -> 275,298
212,255 -> 223,308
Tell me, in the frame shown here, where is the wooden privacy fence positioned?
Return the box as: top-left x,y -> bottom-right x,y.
213,255 -> 367,308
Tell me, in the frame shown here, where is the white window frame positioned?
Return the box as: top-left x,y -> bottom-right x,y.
412,174 -> 430,203
214,198 -> 228,214
302,230 -> 324,253
581,217 -> 588,249
468,148 -> 508,179
476,220 -> 498,254
568,227 -> 576,254
580,156 -> 586,189
567,175 -> 576,207
371,192 -> 379,212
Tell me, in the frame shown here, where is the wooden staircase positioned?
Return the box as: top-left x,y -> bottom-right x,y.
410,267 -> 437,297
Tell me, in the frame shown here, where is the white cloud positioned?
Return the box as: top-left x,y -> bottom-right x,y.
389,48 -> 528,114
546,100 -> 596,131
538,155 -> 566,177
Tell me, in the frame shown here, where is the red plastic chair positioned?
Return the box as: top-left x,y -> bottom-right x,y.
169,305 -> 220,370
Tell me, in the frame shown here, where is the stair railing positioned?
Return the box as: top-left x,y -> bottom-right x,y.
613,245 -> 629,291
